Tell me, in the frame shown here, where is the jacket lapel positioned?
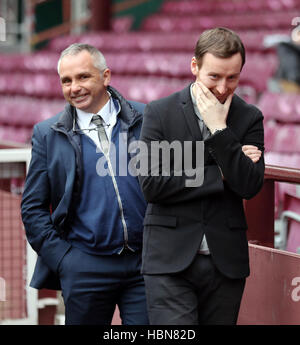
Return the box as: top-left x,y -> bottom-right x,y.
179,84 -> 203,141
180,84 -> 219,164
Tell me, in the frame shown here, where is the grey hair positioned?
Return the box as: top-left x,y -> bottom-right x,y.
57,43 -> 108,74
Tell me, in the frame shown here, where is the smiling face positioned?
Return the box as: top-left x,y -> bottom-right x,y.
58,50 -> 111,113
191,52 -> 242,104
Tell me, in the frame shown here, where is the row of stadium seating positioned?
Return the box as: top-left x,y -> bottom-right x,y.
161,0 -> 300,14
258,92 -> 300,122
0,51 -> 278,74
0,125 -> 32,144
0,52 -> 278,93
46,30 -> 289,53
0,74 -> 191,99
265,122 -> 300,153
0,96 -> 65,127
141,10 -> 299,32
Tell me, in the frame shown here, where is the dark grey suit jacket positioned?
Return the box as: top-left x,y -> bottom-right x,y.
138,84 -> 265,279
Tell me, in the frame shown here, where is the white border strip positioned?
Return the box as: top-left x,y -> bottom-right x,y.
0,148 -> 38,325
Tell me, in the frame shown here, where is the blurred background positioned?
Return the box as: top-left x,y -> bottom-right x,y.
0,0 -> 300,150
0,0 -> 300,325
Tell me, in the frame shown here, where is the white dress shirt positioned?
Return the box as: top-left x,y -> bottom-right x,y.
76,92 -> 120,151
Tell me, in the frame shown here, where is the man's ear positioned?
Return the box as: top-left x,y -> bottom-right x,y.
102,68 -> 111,86
191,57 -> 199,76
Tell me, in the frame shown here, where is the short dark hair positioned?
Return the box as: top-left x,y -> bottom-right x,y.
194,27 -> 245,69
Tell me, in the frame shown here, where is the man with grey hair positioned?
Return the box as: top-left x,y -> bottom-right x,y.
57,43 -> 108,74
21,43 -> 149,325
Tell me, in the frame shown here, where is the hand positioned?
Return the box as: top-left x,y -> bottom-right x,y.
242,145 -> 262,163
193,81 -> 233,133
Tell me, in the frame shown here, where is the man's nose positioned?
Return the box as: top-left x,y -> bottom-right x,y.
216,81 -> 228,95
70,81 -> 81,94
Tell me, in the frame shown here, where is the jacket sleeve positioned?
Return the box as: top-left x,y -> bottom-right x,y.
205,108 -> 265,200
138,103 -> 224,204
21,124 -> 71,273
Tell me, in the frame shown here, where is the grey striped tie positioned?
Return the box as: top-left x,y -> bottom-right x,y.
91,115 -> 109,155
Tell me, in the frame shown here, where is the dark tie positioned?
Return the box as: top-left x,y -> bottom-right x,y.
91,115 -> 109,155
